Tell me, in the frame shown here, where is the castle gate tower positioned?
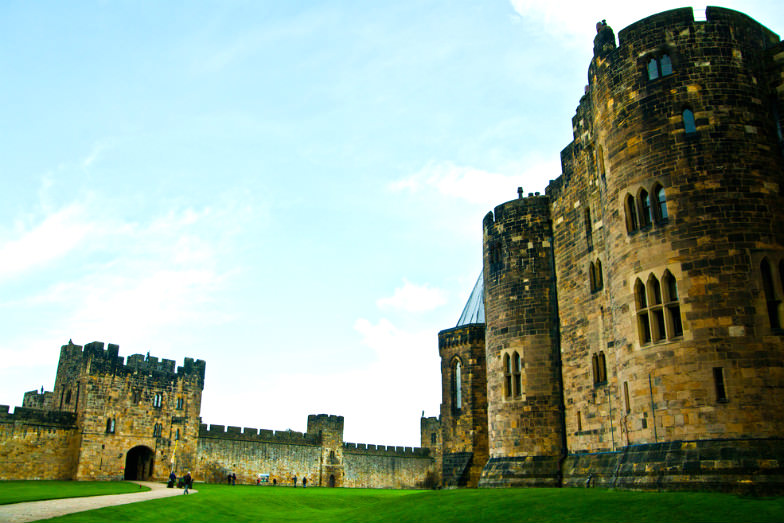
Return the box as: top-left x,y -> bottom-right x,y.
479,194 -> 564,487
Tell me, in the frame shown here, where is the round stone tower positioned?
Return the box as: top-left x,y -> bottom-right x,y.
555,7 -> 784,491
479,193 -> 564,487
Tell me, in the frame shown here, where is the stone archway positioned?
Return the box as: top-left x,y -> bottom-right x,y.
124,446 -> 155,480
328,474 -> 336,488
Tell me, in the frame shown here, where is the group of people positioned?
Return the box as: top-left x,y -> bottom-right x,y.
168,471 -> 193,495
291,475 -> 307,488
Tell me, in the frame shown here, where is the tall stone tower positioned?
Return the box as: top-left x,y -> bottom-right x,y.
307,414 -> 344,487
479,194 -> 564,487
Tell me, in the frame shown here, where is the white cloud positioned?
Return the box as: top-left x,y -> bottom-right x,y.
0,203 -> 95,281
390,159 -> 561,208
376,279 -> 447,313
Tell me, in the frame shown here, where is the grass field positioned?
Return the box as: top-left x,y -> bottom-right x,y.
0,480 -> 148,505
10,483 -> 780,523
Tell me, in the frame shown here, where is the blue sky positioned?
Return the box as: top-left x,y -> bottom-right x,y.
2,1 -> 782,447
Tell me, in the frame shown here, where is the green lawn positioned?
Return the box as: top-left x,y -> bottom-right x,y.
21,484 -> 784,523
0,480 -> 149,505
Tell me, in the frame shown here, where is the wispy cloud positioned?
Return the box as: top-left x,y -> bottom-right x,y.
390,159 -> 560,208
376,279 -> 447,313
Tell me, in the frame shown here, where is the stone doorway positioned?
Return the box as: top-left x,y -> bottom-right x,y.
328,474 -> 335,488
124,446 -> 155,480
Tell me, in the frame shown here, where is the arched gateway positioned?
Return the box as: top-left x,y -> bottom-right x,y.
124,446 -> 155,480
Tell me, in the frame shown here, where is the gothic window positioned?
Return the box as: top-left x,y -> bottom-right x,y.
713,367 -> 728,402
584,207 -> 593,251
175,428 -> 180,441
648,275 -> 666,342
503,354 -> 512,399
65,390 -> 72,404
153,393 -> 163,409
653,185 -> 668,223
635,278 -> 652,344
663,271 -> 683,338
176,397 -> 184,410
639,189 -> 652,228
625,194 -> 638,233
153,423 -> 162,437
761,258 -> 781,329
430,433 -> 437,445
647,53 -> 673,80
683,108 -> 697,134
512,352 -> 522,397
132,390 -> 141,403
106,418 -> 115,434
451,359 -> 462,412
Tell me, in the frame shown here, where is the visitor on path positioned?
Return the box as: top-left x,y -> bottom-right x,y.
184,472 -> 192,495
293,475 -> 297,487
168,471 -> 176,488
232,472 -> 236,485
302,477 -> 307,488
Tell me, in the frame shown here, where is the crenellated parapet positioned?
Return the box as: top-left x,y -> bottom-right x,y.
57,340 -> 205,384
0,405 -> 76,428
198,423 -> 320,446
343,441 -> 430,458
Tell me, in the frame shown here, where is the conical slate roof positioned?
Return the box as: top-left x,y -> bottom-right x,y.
456,272 -> 485,326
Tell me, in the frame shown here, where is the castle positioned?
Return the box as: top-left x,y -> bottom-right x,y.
426,6 -> 784,493
2,7 -> 784,493
0,341 -> 434,487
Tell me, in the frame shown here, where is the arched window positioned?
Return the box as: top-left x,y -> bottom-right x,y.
65,390 -> 72,404
663,271 -> 683,338
106,418 -> 115,434
598,352 -> 607,383
452,359 -> 462,412
639,189 -> 652,227
153,423 -> 162,437
647,57 -> 659,80
175,428 -> 180,441
590,260 -> 603,292
761,258 -> 780,329
683,109 -> 697,134
660,54 -> 673,76
625,194 -> 638,233
503,354 -> 512,399
653,185 -> 668,223
153,393 -> 162,408
176,397 -> 184,410
512,352 -> 522,397
635,278 -> 652,344
648,275 -> 665,342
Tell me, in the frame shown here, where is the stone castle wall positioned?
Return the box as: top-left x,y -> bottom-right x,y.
0,406 -> 80,480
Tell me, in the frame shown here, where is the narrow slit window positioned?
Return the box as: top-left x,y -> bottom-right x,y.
452,360 -> 462,411
584,208 -> 593,250
623,382 -> 631,414
713,367 -> 728,402
654,185 -> 668,222
761,258 -> 780,329
577,411 -> 582,432
513,352 -> 522,397
639,189 -> 652,227
663,271 -> 683,338
636,278 -> 652,344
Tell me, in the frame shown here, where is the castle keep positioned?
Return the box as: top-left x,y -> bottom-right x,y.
2,7 -> 784,493
432,6 -> 784,492
0,341 -> 434,488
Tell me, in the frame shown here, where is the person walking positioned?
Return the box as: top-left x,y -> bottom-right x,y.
302,477 -> 307,488
183,472 -> 192,495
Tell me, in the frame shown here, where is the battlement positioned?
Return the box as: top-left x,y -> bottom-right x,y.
58,341 -> 206,384
343,441 -> 430,458
0,405 -> 77,428
198,423 -> 320,445
438,324 -> 485,350
482,193 -> 550,229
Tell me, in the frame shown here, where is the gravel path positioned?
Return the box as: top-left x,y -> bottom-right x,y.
0,481 -> 195,523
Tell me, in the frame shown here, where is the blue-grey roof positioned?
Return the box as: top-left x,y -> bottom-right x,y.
456,272 -> 485,326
